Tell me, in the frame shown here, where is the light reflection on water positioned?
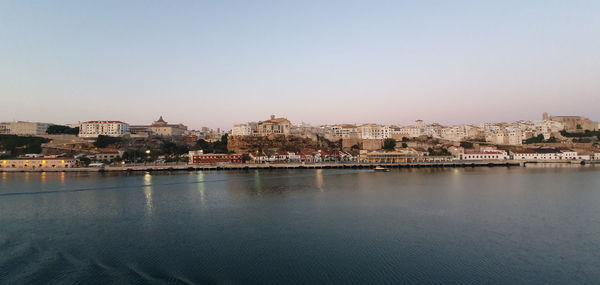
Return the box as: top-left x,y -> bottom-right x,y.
143,173 -> 153,217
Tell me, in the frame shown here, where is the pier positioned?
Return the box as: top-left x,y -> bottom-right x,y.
0,161 -> 525,172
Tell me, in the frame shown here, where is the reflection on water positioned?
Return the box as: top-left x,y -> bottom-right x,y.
315,169 -> 324,191
197,171 -> 206,205
254,169 -> 262,195
143,173 -> 153,217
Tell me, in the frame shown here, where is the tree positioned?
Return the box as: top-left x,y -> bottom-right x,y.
241,153 -> 252,163
460,141 -> 473,149
46,125 -> 79,135
382,138 -> 397,151
546,136 -> 558,143
195,134 -> 229,154
94,135 -> 121,148
576,124 -> 582,130
401,143 -> 408,148
350,144 -> 360,150
195,139 -> 214,153
0,134 -> 49,156
524,134 -> 545,144
77,157 -> 91,166
401,137 -> 410,142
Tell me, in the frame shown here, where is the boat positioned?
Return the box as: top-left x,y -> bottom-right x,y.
373,166 -> 390,172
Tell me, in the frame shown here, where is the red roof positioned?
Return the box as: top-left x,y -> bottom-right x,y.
465,151 -> 504,155
82,121 -> 128,124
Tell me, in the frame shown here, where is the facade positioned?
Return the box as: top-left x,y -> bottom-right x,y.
460,150 -> 509,160
257,115 -> 291,136
0,121 -> 51,135
511,148 -> 578,160
0,124 -> 9,134
0,157 -> 77,169
543,112 -> 597,131
130,116 -> 188,137
87,152 -> 124,161
231,115 -> 291,137
188,150 -> 242,164
232,122 -> 258,136
358,151 -> 451,163
358,124 -> 391,139
330,124 -> 359,138
79,121 -> 130,138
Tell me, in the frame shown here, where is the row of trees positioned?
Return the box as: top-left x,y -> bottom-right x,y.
46,125 -> 79,135
382,138 -> 408,150
194,134 -> 229,153
0,135 -> 49,157
523,134 -> 559,144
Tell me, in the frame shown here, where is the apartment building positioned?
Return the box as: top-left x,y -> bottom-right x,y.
79,121 -> 130,138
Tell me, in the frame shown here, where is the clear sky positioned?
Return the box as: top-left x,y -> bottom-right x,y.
1,0 -> 599,129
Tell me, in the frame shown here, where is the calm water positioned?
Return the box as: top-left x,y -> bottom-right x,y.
1,166 -> 599,284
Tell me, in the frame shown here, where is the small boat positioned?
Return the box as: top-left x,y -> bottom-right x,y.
373,166 -> 390,172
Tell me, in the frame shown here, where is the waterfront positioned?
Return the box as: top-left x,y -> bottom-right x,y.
1,166 -> 599,284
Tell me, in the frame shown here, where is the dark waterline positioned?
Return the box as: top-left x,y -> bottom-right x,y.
1,166 -> 599,284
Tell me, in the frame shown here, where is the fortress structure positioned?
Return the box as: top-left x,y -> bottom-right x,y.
543,112 -> 598,131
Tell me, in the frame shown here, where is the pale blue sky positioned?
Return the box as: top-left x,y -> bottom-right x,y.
1,0 -> 599,129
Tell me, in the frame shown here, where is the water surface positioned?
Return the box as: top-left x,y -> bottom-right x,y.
1,166 -> 599,284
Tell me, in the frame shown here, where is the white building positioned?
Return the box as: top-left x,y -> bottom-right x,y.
511,148 -> 578,160
330,124 -> 359,138
358,124 -> 390,139
0,121 -> 51,135
79,121 -> 130,138
460,150 -> 509,160
232,122 -> 257,136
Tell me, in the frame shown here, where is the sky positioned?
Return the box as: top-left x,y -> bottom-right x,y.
1,0 -> 599,130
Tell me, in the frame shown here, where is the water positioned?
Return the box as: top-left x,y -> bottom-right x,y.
1,166 -> 599,284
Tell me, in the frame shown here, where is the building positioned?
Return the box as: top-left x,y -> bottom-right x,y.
0,157 -> 77,169
0,121 -> 51,135
130,116 -> 188,137
460,150 -> 509,160
330,124 -> 359,138
358,124 -> 390,139
188,150 -> 242,164
232,122 -> 258,136
79,121 -> 130,138
510,148 -> 578,161
0,124 -> 9,134
257,115 -> 291,136
543,112 -> 597,131
87,151 -> 124,161
358,151 -> 451,163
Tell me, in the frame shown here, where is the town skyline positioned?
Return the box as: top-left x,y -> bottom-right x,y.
1,110 -> 599,131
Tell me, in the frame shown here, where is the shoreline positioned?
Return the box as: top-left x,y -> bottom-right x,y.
2,160 -> 595,173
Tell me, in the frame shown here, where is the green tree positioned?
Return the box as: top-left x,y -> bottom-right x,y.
401,143 -> 408,148
77,157 -> 91,166
0,134 -> 49,156
460,141 -> 473,149
524,134 -> 545,144
46,125 -> 79,134
94,135 -> 121,148
576,124 -> 582,130
241,153 -> 252,163
382,138 -> 397,151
